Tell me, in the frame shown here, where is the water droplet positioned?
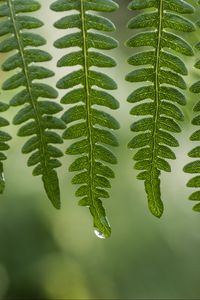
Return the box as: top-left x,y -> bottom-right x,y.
94,228 -> 106,239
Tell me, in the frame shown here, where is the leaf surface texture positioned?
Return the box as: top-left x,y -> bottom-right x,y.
126,0 -> 195,217
0,0 -> 65,208
51,0 -> 119,237
184,5 -> 200,212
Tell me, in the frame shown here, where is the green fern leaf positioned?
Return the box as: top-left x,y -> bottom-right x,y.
184,5 -> 200,212
0,102 -> 11,194
0,0 -> 65,208
51,0 -> 119,238
126,0 -> 195,217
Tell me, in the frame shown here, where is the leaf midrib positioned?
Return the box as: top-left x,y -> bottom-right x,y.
149,0 -> 163,211
80,0 -> 95,207
7,0 -> 49,175
80,0 -> 108,230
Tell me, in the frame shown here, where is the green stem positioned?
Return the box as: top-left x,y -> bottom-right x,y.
80,0 -> 95,205
80,0 -> 110,235
7,0 -> 49,175
148,0 -> 164,217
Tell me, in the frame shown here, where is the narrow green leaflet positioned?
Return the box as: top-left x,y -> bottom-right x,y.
126,0 -> 195,217
0,102 -> 11,194
51,0 -> 119,238
0,0 -> 65,208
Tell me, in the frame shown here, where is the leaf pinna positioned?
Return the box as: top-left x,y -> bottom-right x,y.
51,0 -> 119,238
184,4 -> 200,212
126,0 -> 195,217
0,99 -> 11,194
0,0 -> 65,208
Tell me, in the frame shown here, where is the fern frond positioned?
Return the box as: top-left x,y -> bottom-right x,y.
0,0 -> 65,208
184,8 -> 200,212
0,101 -> 11,194
126,0 -> 195,217
51,0 -> 119,238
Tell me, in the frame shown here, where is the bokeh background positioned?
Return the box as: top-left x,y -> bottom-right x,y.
0,0 -> 200,299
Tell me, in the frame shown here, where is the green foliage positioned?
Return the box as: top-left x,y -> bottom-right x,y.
184,7 -> 200,212
0,0 -> 200,236
126,0 -> 195,217
51,0 -> 119,237
0,101 -> 11,194
0,0 -> 65,208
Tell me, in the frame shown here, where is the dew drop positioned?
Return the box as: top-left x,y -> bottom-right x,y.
94,228 -> 106,239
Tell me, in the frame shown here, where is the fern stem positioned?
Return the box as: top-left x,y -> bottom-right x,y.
80,0 -> 106,229
148,0 -> 164,217
80,0 -> 94,204
7,0 -> 50,178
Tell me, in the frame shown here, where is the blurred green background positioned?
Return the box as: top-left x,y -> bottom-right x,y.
1,0 -> 200,299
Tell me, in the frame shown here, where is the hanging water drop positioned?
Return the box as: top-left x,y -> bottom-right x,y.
94,228 -> 107,239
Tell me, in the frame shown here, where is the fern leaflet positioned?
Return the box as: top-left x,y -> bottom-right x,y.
183,3 -> 200,212
51,0 -> 119,238
126,0 -> 195,217
0,0 -> 65,208
0,100 -> 11,194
